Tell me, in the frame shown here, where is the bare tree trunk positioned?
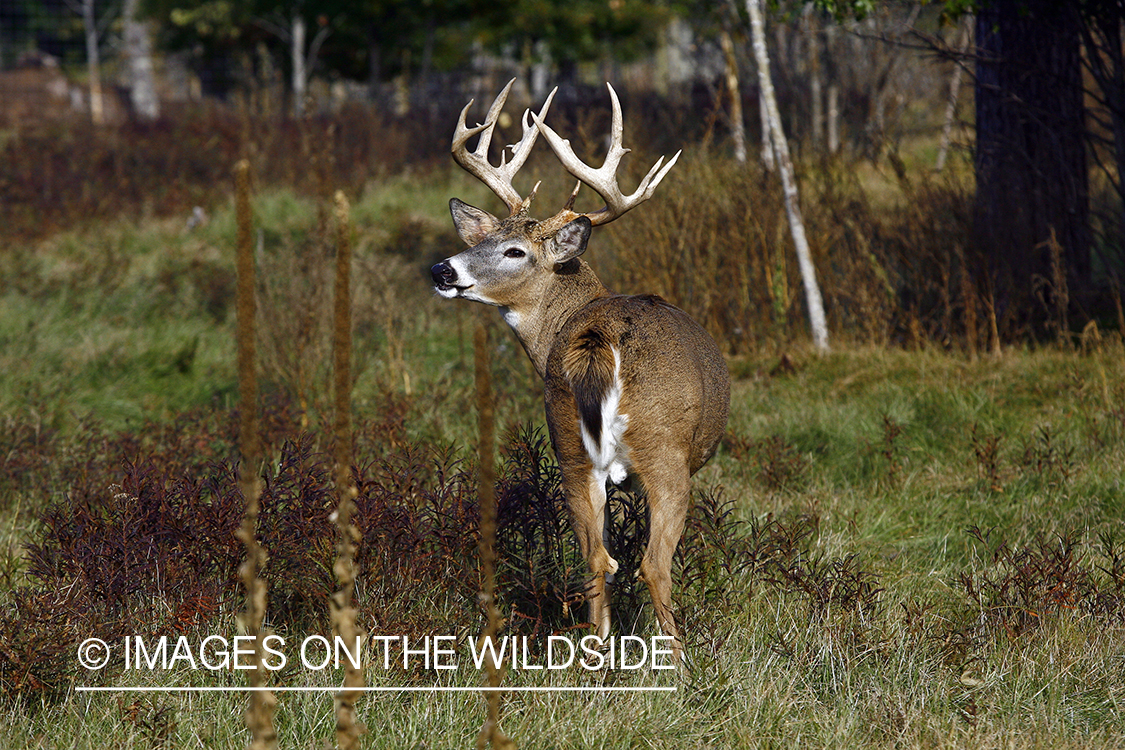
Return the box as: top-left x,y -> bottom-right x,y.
292,14 -> 307,116
123,0 -> 159,121
806,9 -> 824,148
935,16 -> 971,172
530,41 -> 551,99
1081,4 -> 1125,246
825,24 -> 839,154
720,28 -> 747,163
811,71 -> 823,148
747,0 -> 829,352
759,81 -> 775,171
81,0 -> 104,125
974,0 -> 1089,330
827,84 -> 840,153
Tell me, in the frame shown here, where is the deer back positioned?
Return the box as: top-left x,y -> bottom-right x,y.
545,293 -> 730,481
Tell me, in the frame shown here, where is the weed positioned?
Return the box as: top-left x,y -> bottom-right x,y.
725,432 -> 810,493
879,413 -> 905,485
1018,425 -> 1077,488
969,423 -> 1005,493
958,526 -> 1125,639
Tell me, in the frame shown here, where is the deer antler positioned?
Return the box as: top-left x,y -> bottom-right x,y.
533,83 -> 681,227
451,79 -> 555,216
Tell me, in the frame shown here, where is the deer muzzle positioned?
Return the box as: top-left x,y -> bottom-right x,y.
430,261 -> 458,291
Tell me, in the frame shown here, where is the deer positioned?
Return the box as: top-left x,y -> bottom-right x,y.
430,80 -> 730,660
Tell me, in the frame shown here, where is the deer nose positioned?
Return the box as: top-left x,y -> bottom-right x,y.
431,261 -> 457,289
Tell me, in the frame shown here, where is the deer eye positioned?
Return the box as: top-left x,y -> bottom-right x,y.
503,247 -> 526,259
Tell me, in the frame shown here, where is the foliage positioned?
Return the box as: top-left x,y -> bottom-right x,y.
957,526 -> 1125,638
469,0 -> 670,69
0,104 -> 424,246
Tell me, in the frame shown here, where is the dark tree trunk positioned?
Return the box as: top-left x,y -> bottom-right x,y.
1080,1 -> 1125,248
973,0 -> 1089,331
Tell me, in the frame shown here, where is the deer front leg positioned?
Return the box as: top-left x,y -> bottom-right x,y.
561,467 -> 618,639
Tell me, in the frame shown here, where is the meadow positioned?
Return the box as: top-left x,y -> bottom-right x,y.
0,107 -> 1123,748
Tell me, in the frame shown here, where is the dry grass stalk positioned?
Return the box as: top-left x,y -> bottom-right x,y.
985,282 -> 1002,357
1046,227 -> 1070,346
473,319 -> 514,750
330,191 -> 366,748
234,158 -> 278,750
236,160 -> 259,469
955,243 -> 978,359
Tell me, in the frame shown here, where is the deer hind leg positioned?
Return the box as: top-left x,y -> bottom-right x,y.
634,458 -> 691,660
562,467 -> 618,639
558,332 -> 629,638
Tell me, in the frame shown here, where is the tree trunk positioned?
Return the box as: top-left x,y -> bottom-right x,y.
806,9 -> 823,149
973,0 -> 1089,330
746,0 -> 829,352
825,24 -> 839,154
760,84 -> 775,171
530,40 -> 551,100
82,0 -> 104,125
935,16 -> 971,173
720,28 -> 747,163
123,0 -> 159,122
292,14 -> 307,116
827,83 -> 839,154
1080,3 -> 1125,247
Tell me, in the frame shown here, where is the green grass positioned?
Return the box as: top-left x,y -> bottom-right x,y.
2,173 -> 1125,749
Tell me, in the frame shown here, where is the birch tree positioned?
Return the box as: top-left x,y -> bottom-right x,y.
66,0 -> 108,125
934,15 -> 970,172
718,0 -> 748,163
254,9 -> 332,116
746,0 -> 830,352
124,0 -> 160,121
720,28 -> 747,163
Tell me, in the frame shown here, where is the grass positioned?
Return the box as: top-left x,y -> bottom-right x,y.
1,149 -> 1124,748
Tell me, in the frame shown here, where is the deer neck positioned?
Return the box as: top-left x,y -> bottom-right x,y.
501,259 -> 610,378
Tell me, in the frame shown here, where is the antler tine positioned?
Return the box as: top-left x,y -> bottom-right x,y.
533,82 -> 679,227
503,87 -> 556,176
451,80 -> 555,216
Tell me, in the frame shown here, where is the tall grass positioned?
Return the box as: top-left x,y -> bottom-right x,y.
593,150 -> 978,353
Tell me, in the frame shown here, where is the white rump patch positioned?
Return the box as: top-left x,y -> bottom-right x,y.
580,346 -> 630,485
576,345 -> 628,586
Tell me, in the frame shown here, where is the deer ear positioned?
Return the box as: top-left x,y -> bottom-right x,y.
450,198 -> 500,246
547,216 -> 592,265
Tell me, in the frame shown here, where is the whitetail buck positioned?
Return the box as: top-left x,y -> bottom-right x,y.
431,80 -> 730,659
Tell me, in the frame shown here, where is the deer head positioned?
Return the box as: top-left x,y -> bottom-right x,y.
432,79 -> 680,312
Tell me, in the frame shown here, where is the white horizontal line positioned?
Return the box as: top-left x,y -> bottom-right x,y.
76,686 -> 676,693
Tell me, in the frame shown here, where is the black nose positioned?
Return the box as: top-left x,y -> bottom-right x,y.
431,261 -> 457,289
